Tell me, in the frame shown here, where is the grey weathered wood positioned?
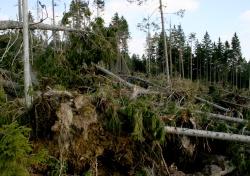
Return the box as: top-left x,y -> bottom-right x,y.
96,65 -> 135,88
0,20 -> 83,32
195,96 -> 230,112
194,110 -> 248,124
165,126 -> 250,143
23,0 -> 32,107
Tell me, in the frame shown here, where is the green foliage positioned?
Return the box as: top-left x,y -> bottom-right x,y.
0,123 -> 31,175
106,105 -> 122,136
84,170 -> 93,176
0,100 -> 24,127
123,98 -> 165,143
230,145 -> 250,174
47,156 -> 67,176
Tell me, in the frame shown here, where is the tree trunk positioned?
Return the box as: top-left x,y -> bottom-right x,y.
159,0 -> 170,85
193,110 -> 247,124
18,0 -> 22,22
190,47 -> 192,81
0,20 -> 82,32
195,96 -> 230,112
165,126 -> 250,143
23,0 -> 32,107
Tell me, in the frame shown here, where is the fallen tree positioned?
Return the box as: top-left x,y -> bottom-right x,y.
0,20 -> 83,32
221,100 -> 250,109
193,110 -> 248,124
195,96 -> 230,112
165,126 -> 250,143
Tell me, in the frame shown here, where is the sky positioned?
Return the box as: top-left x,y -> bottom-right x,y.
0,0 -> 250,61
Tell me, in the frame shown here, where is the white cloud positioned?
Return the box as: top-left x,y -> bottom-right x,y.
240,10 -> 250,22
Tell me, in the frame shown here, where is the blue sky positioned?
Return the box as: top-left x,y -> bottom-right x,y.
1,0 -> 250,60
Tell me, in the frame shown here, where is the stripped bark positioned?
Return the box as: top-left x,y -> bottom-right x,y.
195,96 -> 230,112
0,20 -> 83,32
165,126 -> 250,143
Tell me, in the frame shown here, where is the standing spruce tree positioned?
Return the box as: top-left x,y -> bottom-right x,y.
231,32 -> 243,88
202,31 -> 213,83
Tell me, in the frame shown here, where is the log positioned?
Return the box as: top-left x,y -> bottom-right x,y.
195,96 -> 230,112
165,126 -> 250,143
95,65 -> 161,99
193,110 -> 248,124
122,75 -> 170,91
0,20 -> 83,32
95,65 -> 135,88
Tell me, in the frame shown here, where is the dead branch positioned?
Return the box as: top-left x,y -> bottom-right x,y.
0,20 -> 83,32
165,126 -> 250,143
195,96 -> 230,112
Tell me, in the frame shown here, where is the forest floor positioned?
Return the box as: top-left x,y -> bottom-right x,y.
1,66 -> 250,176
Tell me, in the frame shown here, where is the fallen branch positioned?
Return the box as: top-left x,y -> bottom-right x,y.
165,126 -> 250,143
195,96 -> 230,112
0,20 -> 83,32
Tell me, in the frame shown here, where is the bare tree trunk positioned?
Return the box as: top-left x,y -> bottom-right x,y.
18,0 -> 22,22
190,46 -> 192,81
52,0 -> 56,48
159,0 -> 170,85
165,126 -> 250,143
179,48 -> 184,78
23,0 -> 32,107
169,21 -> 173,77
